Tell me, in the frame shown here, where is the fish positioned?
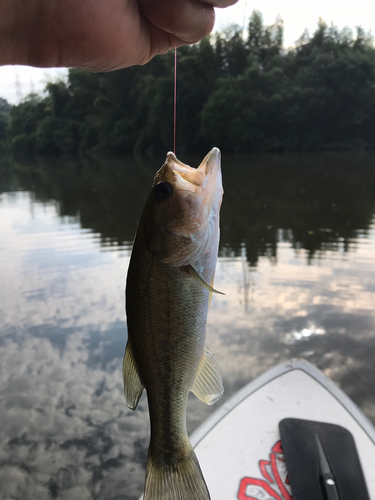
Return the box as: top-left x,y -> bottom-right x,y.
123,147 -> 224,500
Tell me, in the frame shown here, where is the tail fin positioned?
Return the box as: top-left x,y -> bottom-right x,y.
144,448 -> 210,500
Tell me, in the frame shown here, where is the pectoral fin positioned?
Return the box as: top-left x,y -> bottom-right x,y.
191,348 -> 224,405
122,340 -> 144,410
186,265 -> 225,295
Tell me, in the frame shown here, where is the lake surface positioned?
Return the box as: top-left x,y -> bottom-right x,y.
1,151 -> 375,500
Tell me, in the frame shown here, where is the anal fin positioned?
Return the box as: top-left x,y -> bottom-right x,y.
122,340 -> 144,410
191,348 -> 224,405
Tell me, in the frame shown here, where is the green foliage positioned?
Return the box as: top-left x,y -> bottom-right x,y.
0,98 -> 11,114
247,11 -> 283,67
9,94 -> 47,138
11,133 -> 36,155
0,112 -> 8,141
3,13 -> 375,156
0,111 -> 9,153
35,117 -> 80,154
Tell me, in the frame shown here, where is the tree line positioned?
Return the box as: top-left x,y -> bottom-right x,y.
1,12 -> 375,157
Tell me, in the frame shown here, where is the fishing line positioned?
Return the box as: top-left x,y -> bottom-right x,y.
174,47 -> 177,154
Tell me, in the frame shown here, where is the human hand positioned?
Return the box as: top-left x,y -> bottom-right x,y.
0,0 -> 238,71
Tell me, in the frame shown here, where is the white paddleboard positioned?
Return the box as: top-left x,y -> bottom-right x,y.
192,358 -> 375,500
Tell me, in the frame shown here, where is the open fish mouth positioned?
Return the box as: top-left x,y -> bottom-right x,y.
146,148 -> 223,267
165,146 -> 221,190
155,147 -> 223,228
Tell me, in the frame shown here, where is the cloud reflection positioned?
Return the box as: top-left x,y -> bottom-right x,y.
1,176 -> 375,498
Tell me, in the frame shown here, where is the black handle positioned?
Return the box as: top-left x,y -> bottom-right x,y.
320,473 -> 340,500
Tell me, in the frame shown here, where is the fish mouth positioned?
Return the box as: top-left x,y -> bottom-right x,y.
148,148 -> 223,266
165,147 -> 221,185
165,147 -> 220,178
162,147 -> 222,215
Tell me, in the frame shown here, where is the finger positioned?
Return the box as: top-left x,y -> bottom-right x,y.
139,0 -> 215,44
205,0 -> 239,6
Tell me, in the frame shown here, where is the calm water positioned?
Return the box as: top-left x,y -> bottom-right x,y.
1,152 -> 375,500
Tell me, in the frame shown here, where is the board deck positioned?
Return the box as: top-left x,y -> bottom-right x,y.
191,359 -> 375,500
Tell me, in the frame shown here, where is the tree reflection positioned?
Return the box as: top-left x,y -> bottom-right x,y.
2,151 -> 375,264
221,152 -> 375,264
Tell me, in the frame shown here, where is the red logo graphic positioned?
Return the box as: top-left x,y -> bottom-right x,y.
238,441 -> 292,500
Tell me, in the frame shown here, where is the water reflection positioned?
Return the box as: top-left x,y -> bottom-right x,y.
0,153 -> 375,500
5,151 -> 375,262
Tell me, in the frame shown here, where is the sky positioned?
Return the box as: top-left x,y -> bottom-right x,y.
0,0 -> 374,104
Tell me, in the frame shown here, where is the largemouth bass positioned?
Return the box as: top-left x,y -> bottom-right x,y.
123,147 -> 224,500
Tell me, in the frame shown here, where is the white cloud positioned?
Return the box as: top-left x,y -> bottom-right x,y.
0,66 -> 67,104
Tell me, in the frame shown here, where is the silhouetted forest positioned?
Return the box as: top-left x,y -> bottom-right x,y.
1,12 -> 375,156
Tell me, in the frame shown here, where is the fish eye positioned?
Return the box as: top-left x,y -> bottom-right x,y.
153,181 -> 173,201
